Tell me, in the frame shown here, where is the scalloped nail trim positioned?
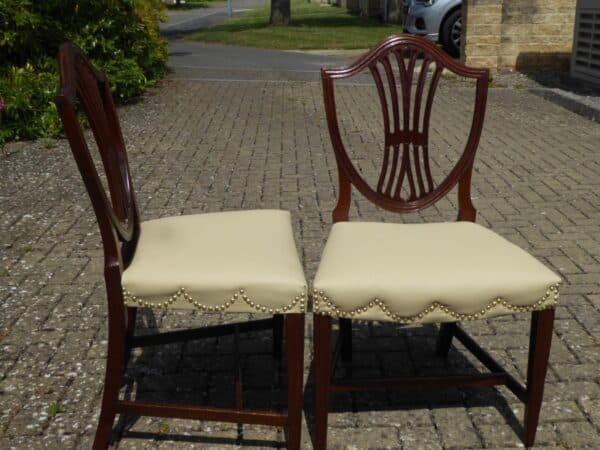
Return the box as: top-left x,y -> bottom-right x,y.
123,286 -> 307,313
312,284 -> 560,323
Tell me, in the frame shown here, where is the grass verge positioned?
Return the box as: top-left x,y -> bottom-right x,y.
167,0 -> 222,9
189,1 -> 401,50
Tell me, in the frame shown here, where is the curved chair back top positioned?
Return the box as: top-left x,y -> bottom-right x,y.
321,35 -> 489,221
55,43 -> 140,271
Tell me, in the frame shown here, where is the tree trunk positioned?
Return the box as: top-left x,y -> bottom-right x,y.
270,0 -> 290,25
387,0 -> 405,24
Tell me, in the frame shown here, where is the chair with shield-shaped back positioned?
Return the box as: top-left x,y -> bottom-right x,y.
312,35 -> 561,449
55,43 -> 307,449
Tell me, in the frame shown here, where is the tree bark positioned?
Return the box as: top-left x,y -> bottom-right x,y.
270,0 -> 290,25
387,0 -> 405,24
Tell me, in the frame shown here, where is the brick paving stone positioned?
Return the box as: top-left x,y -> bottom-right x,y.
398,423 -> 443,450
355,407 -> 432,428
1,75 -> 599,449
477,423 -> 529,448
1,434 -> 79,449
580,399 -> 600,429
328,426 -> 401,449
555,420 -> 600,448
553,363 -> 600,383
432,408 -> 483,448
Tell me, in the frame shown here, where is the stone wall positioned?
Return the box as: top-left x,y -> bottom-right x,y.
462,0 -> 577,71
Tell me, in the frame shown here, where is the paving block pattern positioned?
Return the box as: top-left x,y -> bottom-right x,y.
0,77 -> 599,449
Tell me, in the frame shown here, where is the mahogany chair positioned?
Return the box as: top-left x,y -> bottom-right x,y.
313,35 -> 561,449
55,43 -> 306,449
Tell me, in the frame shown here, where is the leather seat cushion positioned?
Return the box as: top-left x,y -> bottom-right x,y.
122,210 -> 307,314
312,221 -> 560,324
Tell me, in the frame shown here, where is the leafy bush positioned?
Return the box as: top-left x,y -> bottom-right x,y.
0,64 -> 60,143
0,0 -> 168,145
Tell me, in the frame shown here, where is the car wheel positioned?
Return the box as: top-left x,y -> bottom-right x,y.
441,9 -> 461,58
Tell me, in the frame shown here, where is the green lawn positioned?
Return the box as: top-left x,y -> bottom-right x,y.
189,1 -> 401,50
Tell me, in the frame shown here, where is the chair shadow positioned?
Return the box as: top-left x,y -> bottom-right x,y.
302,322 -> 524,450
112,308 -> 286,448
111,312 -> 525,449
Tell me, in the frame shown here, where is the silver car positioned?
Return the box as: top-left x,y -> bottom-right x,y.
404,0 -> 462,57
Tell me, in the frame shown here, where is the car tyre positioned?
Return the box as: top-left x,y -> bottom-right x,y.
440,9 -> 461,58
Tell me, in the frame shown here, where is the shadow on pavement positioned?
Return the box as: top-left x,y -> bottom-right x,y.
111,311 -> 523,448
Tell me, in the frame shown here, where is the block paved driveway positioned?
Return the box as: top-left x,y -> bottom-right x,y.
1,58 -> 600,449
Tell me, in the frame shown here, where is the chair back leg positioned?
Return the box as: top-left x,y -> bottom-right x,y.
523,308 -> 555,447
273,314 -> 284,360
313,315 -> 332,450
436,322 -> 458,358
339,318 -> 353,362
123,307 -> 138,368
286,313 -> 305,450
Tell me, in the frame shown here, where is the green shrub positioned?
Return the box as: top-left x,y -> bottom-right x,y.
100,58 -> 148,100
0,64 -> 60,142
0,0 -> 168,145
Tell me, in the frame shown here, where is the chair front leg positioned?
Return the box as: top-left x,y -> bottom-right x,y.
286,313 -> 305,450
523,308 -> 555,447
93,331 -> 126,449
313,314 -> 332,450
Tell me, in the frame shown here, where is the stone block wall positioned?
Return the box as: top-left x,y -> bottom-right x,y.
462,0 -> 577,71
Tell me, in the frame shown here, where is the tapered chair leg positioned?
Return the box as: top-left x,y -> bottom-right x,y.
339,318 -> 352,362
313,315 -> 332,450
523,309 -> 555,447
286,314 -> 305,450
436,322 -> 458,358
93,334 -> 126,449
273,314 -> 284,360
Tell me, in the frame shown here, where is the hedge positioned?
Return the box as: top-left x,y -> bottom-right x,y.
0,0 -> 168,145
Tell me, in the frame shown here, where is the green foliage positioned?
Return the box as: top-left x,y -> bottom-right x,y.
0,0 -> 41,66
100,58 -> 148,100
0,0 -> 168,145
47,401 -> 63,418
0,64 -> 60,143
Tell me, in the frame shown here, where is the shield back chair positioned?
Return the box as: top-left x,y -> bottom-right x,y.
313,35 -> 561,449
55,43 -> 307,450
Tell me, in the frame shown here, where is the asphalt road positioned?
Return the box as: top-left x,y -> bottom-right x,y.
161,2 -> 360,81
167,41 -> 358,81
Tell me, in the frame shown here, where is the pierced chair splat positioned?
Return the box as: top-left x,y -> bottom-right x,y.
313,35 -> 561,450
55,43 -> 307,450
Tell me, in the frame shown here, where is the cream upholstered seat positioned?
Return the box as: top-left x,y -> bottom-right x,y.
122,209 -> 307,314
313,221 -> 561,324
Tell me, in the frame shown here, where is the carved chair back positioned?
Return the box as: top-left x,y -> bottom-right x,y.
55,43 -> 140,327
321,35 -> 489,222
